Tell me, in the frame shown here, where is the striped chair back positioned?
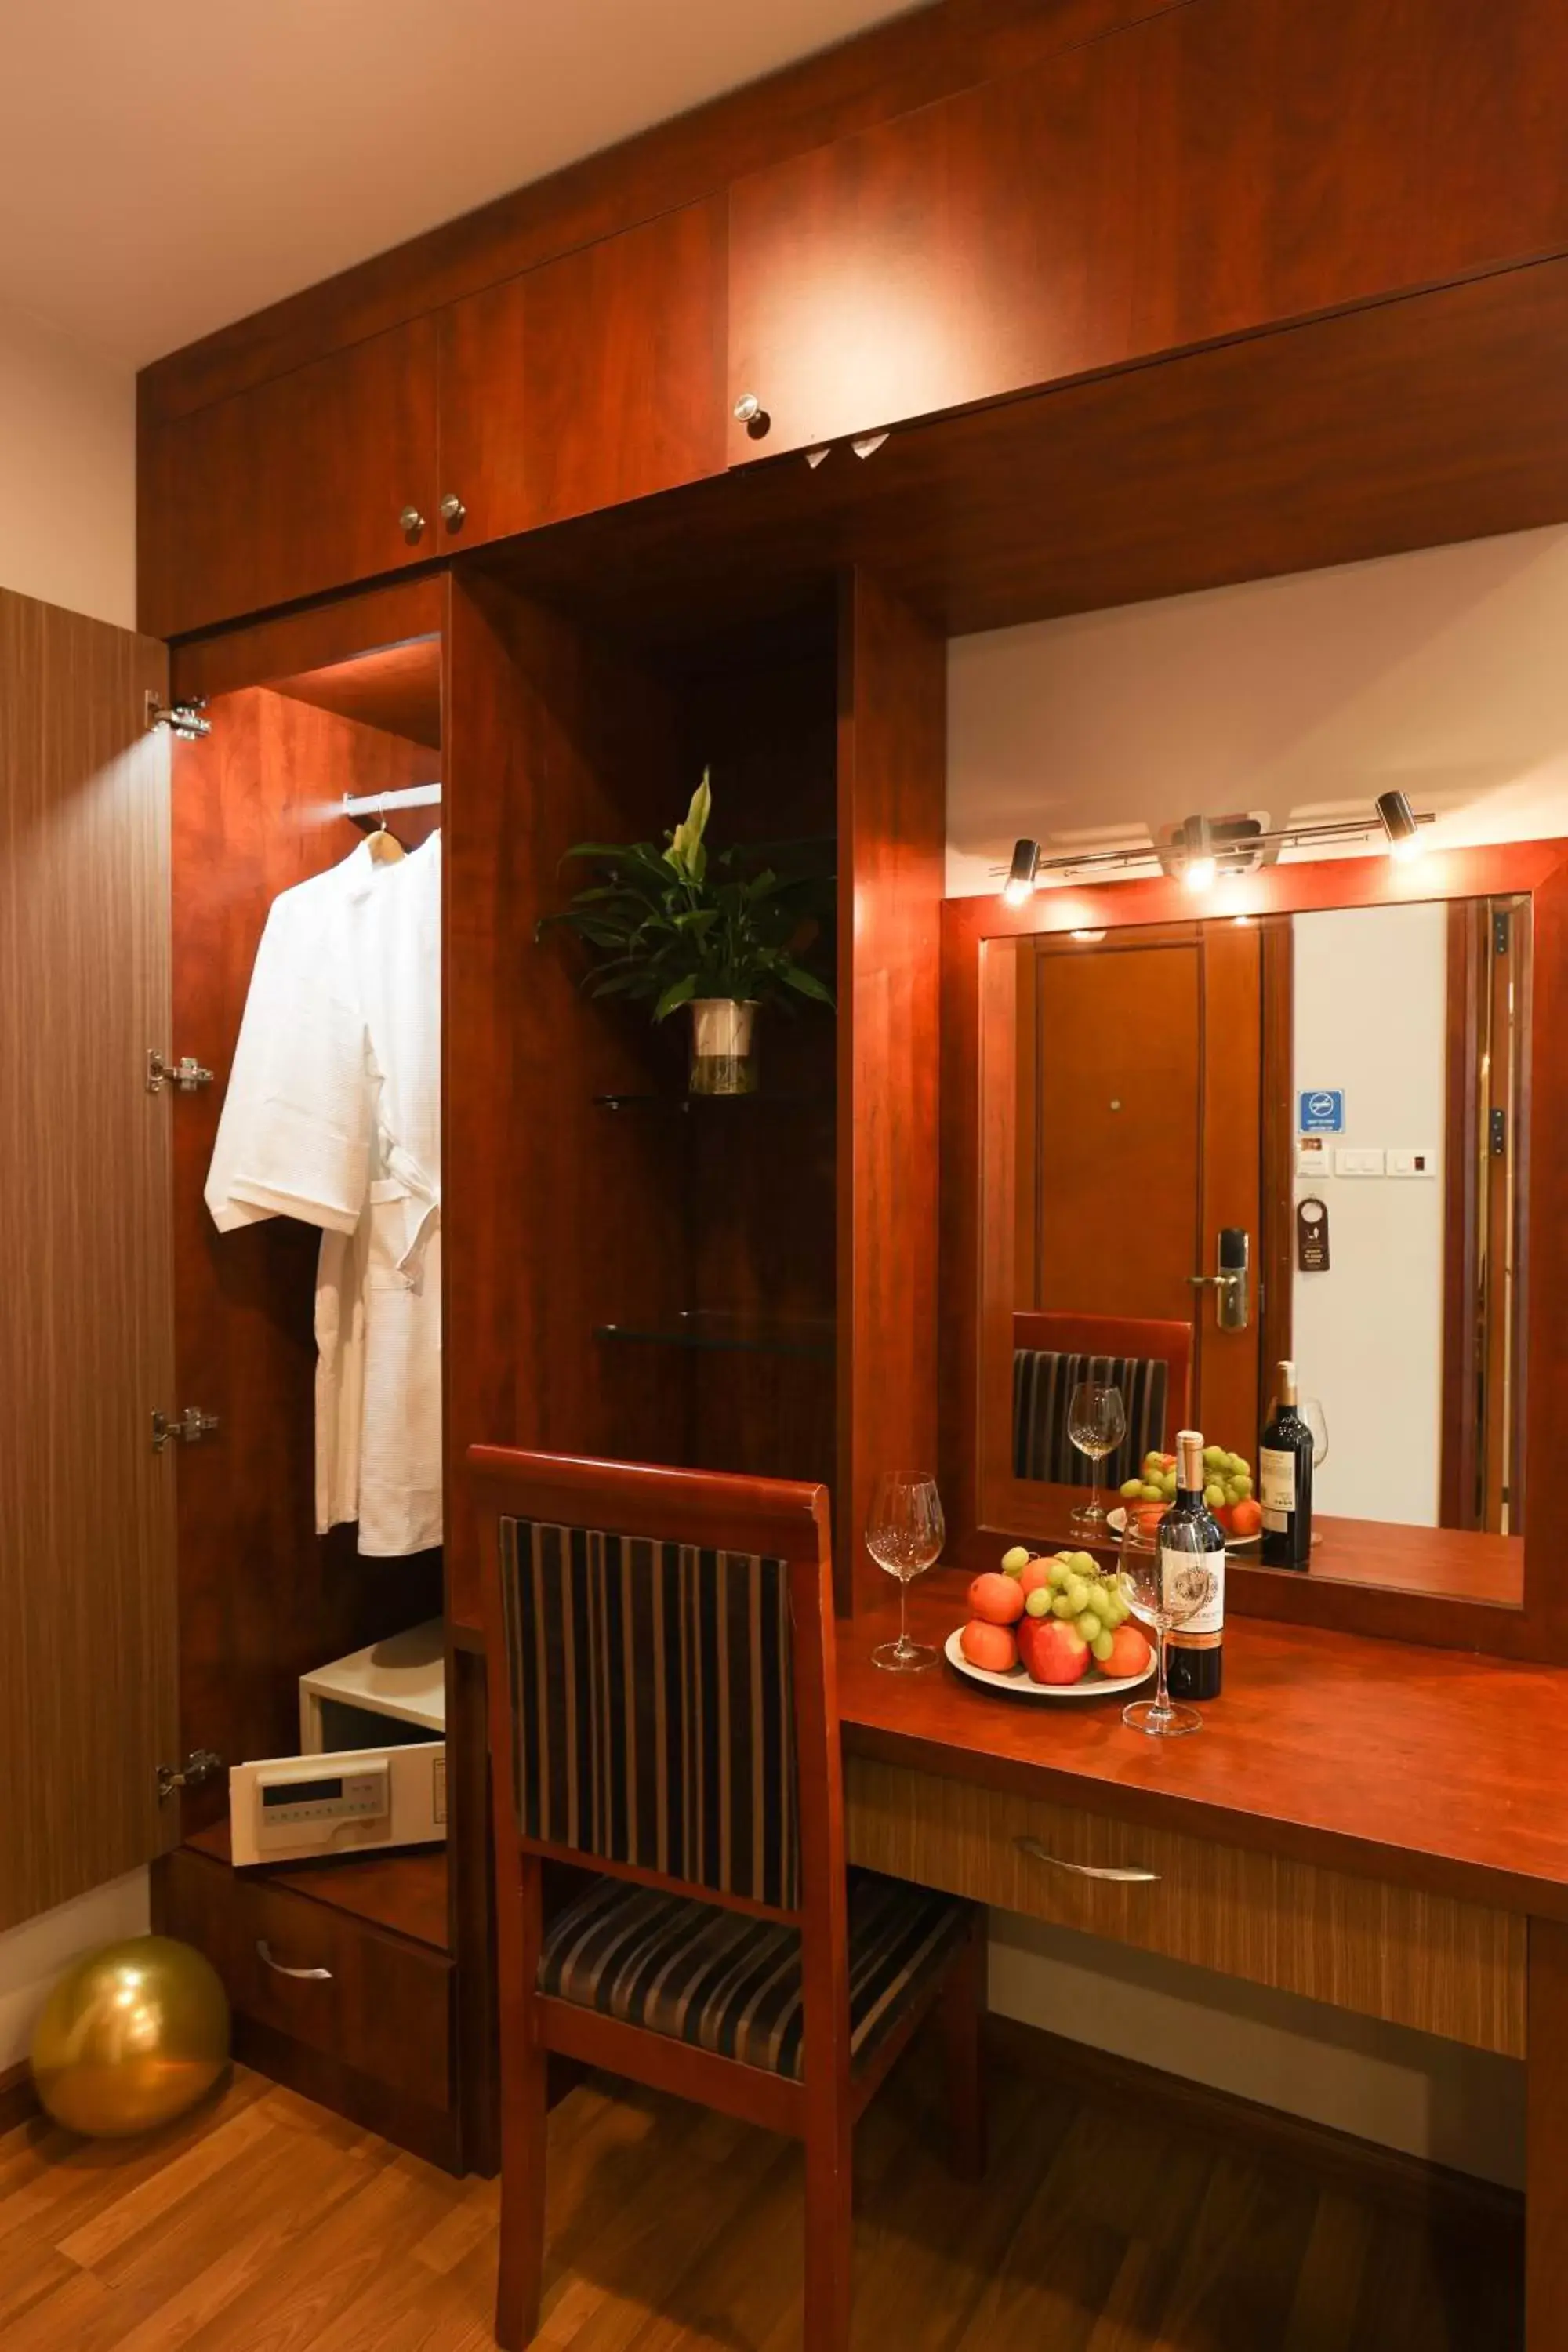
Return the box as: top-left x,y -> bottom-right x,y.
496,1515 -> 800,1911
1012,1350 -> 1170,1486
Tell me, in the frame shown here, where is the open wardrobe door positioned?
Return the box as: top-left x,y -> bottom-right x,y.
0,587 -> 180,1932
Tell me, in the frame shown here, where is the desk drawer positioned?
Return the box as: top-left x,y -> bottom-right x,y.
159,1848 -> 452,2113
845,1758 -> 1526,2056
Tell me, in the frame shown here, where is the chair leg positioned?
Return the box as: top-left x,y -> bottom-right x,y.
495,2035 -> 549,2352
803,2100 -> 855,2352
938,1911 -> 988,2183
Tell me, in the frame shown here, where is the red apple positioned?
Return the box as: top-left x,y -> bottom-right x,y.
1105,1624 -> 1152,1680
960,1619 -> 1018,1673
1018,1616 -> 1090,1686
967,1571 -> 1025,1627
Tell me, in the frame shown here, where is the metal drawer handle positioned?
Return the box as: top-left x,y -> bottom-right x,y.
1014,1835 -> 1160,1886
256,1939 -> 332,1981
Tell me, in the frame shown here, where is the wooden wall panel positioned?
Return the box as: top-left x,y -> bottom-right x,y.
170,686 -> 442,1807
439,198 -> 728,550
0,590 -> 178,1929
837,572 -> 946,1611
140,319 -> 439,641
847,1756 -> 1527,2057
443,575 -> 691,1630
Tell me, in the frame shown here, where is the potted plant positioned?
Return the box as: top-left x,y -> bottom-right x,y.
539,774 -> 835,1094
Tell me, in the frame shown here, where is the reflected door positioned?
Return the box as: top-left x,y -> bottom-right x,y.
1017,927 -> 1262,1448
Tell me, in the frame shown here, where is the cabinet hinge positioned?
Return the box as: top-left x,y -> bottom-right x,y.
147,1049 -> 213,1094
145,691 -> 210,740
156,1750 -> 224,1803
151,1406 -> 220,1454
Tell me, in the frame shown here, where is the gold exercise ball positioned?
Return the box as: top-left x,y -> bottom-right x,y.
31,1935 -> 230,2138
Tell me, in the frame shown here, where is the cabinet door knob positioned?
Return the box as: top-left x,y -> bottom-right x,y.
398,505 -> 426,542
732,393 -> 770,438
440,492 -> 466,530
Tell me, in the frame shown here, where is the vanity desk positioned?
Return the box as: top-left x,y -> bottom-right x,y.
838,1573 -> 1568,2344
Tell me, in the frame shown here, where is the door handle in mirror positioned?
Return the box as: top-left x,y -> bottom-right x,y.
1189,1229 -> 1251,1331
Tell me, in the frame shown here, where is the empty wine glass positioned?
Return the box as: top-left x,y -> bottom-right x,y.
1118,1525 -> 1214,1738
1067,1381 -> 1127,1544
1302,1397 -> 1329,1469
865,1472 -> 944,1672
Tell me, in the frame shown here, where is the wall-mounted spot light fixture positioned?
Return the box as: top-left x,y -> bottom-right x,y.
994,799 -> 1435,902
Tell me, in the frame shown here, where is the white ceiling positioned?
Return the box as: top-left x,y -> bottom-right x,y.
0,0 -> 912,369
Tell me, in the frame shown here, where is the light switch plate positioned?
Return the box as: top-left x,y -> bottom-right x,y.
1334,1147 -> 1386,1177
1387,1148 -> 1436,1178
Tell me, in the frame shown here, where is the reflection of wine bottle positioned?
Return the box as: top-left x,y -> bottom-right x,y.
1260,1359 -> 1314,1570
1163,1429 -> 1225,1700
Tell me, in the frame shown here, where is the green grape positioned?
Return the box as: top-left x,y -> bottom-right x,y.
1051,1592 -> 1076,1618
1232,1475 -> 1253,1501
1202,1444 -> 1226,1469
1065,1579 -> 1089,1613
1091,1629 -> 1116,1663
1048,1559 -> 1072,1588
1118,1478 -> 1143,1500
1140,1483 -> 1163,1502
1203,1482 -> 1225,1509
1076,1612 -> 1102,1643
1024,1587 -> 1051,1618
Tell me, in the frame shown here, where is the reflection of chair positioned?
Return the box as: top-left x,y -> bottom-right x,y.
472,1446 -> 986,2352
1012,1314 -> 1193,1486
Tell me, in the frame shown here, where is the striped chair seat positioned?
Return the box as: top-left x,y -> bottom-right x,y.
539,1868 -> 972,2082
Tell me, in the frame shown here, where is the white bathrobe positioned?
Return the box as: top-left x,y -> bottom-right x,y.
205,833 -> 442,1557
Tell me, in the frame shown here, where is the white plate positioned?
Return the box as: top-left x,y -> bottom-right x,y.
1107,1505 -> 1260,1554
943,1625 -> 1156,1700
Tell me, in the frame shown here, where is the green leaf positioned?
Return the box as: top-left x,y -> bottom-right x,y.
654,974 -> 699,1021
782,965 -> 836,1006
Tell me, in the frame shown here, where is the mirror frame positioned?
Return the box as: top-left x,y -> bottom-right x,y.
939,837 -> 1568,1661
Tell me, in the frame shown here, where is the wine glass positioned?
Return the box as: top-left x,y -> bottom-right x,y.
1302,1397 -> 1329,1470
865,1472 -> 944,1672
1117,1517 -> 1215,1738
1067,1382 -> 1127,1543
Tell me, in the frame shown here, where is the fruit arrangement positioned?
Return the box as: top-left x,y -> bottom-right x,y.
958,1547 -> 1152,1688
1118,1447 -> 1263,1541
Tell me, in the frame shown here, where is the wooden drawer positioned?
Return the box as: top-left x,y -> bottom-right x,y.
158,1847 -> 452,2113
845,1759 -> 1526,2057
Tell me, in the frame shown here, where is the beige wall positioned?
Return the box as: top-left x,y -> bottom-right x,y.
0,296 -> 142,2071
0,299 -> 135,630
947,524 -> 1568,2187
948,522 -> 1568,895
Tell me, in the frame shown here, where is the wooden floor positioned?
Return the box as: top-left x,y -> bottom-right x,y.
0,2030 -> 1522,2350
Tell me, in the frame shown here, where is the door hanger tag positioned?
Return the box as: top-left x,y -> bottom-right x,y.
1296,1196 -> 1330,1272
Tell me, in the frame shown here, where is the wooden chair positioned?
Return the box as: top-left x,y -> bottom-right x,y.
470,1446 -> 986,2352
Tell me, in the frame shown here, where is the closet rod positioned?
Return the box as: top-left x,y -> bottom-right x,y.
341,782 -> 442,817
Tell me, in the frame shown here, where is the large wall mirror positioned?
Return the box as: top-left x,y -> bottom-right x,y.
942,842 -> 1568,1658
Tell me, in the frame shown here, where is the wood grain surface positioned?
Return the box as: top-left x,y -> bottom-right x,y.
839,1572 -> 1568,1922
140,318 -> 440,639
0,590 -> 179,1932
0,2041 -> 1524,2350
847,1756 -> 1525,2055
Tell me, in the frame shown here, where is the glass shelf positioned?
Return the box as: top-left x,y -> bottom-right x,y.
594,1309 -> 835,1360
592,1091 -> 831,1112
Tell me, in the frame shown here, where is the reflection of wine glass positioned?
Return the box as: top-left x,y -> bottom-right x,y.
1118,1521 -> 1214,1738
1302,1398 -> 1329,1469
1067,1383 -> 1127,1543
865,1473 -> 944,1673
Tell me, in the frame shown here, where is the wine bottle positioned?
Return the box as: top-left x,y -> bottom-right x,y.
1259,1359 -> 1315,1570
1163,1428 -> 1225,1700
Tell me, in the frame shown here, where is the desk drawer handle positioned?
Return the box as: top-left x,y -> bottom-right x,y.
1014,1836 -> 1160,1886
256,1939 -> 332,1981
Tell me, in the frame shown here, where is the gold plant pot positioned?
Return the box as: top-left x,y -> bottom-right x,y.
688,998 -> 759,1095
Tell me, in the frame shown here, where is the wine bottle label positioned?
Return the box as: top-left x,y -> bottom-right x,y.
1260,1446 -> 1296,1530
1160,1544 -> 1225,1640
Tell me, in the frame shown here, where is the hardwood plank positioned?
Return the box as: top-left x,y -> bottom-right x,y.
0,2053 -> 1523,2350
1527,1918 -> 1568,2351
0,590 -> 176,1930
